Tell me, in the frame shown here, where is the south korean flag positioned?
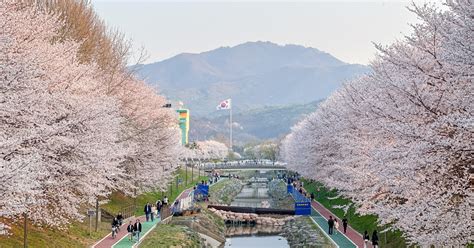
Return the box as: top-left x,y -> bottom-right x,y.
216,99 -> 232,110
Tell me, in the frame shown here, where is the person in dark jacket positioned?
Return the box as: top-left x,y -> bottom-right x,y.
310,192 -> 315,201
328,216 -> 334,235
156,200 -> 162,216
372,230 -> 379,248
126,221 -> 134,241
116,212 -> 123,227
134,219 -> 142,242
144,202 -> 152,221
363,230 -> 370,248
342,217 -> 348,233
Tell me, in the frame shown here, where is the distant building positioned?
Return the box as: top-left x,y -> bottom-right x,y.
176,109 -> 190,145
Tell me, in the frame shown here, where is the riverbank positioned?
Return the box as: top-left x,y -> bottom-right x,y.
138,224 -> 204,247
209,178 -> 243,205
280,216 -> 334,248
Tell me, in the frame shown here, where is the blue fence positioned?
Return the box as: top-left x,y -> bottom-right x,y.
287,184 -> 311,215
194,184 -> 209,201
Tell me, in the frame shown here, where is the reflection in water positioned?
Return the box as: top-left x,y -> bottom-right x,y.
225,224 -> 283,236
224,235 -> 289,248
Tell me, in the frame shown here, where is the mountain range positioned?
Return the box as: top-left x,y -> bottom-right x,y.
134,41 -> 370,143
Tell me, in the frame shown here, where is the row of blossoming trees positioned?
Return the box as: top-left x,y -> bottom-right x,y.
281,1 -> 472,246
0,1 -> 182,233
183,140 -> 229,161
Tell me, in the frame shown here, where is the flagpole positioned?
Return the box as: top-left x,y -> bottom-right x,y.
229,102 -> 233,151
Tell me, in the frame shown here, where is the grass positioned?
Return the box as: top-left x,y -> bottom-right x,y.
138,224 -> 203,248
301,179 -> 408,248
0,217 -> 110,248
0,168 -> 207,248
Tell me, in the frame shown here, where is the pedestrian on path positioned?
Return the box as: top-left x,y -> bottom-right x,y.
127,221 -> 134,241
116,212 -> 123,227
334,219 -> 339,234
151,204 -> 156,222
156,200 -> 162,216
134,219 -> 142,242
342,217 -> 348,234
328,216 -> 334,235
144,202 -> 152,221
163,196 -> 169,205
363,230 -> 370,248
372,230 -> 379,248
310,192 -> 315,201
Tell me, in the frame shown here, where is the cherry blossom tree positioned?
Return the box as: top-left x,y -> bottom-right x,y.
282,1 -> 473,246
118,80 -> 181,194
183,140 -> 228,161
1,1 -> 128,230
1,1 -> 181,235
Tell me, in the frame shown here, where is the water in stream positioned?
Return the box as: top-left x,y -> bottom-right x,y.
224,235 -> 289,248
224,172 -> 289,247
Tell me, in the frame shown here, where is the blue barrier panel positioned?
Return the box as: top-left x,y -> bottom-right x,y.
194,184 -> 209,201
288,183 -> 311,216
197,184 -> 209,196
287,184 -> 294,194
295,202 -> 312,215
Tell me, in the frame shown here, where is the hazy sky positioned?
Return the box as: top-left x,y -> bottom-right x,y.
91,1 -> 437,65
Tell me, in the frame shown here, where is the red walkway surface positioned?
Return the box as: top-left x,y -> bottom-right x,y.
92,188 -> 194,248
311,201 -> 372,248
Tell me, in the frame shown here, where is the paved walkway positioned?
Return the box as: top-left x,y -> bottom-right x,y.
92,188 -> 194,248
310,201 -> 371,248
113,217 -> 160,248
310,208 -> 356,248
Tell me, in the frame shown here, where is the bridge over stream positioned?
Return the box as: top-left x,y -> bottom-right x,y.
201,162 -> 287,171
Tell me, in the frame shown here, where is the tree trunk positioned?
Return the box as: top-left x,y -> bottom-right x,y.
23,212 -> 27,248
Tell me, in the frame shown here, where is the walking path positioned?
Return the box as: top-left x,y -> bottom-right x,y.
310,201 -> 371,248
92,188 -> 194,248
310,206 -> 356,248
113,217 -> 160,248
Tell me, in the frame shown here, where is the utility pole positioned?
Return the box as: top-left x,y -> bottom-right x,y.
169,182 -> 172,197
95,198 -> 99,232
176,175 -> 179,190
185,163 -> 188,185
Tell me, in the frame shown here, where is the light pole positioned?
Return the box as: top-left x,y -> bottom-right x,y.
185,158 -> 188,185
191,158 -> 194,183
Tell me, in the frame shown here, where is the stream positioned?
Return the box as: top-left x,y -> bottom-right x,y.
224,171 -> 290,247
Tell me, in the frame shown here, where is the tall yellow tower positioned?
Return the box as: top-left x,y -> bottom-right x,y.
176,109 -> 190,145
